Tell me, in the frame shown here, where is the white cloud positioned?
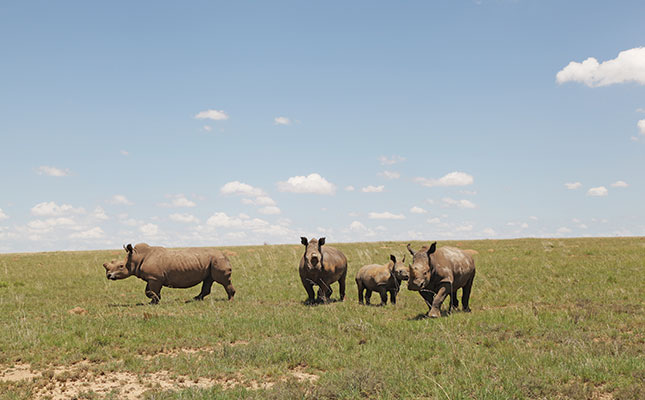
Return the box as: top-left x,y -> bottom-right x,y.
349,221 -> 367,232
120,150 -> 129,156
109,195 -> 133,206
427,217 -> 441,224
455,224 -> 473,232
379,155 -> 406,165
611,181 -> 629,188
529,216 -> 539,221
368,211 -> 405,220
274,116 -> 291,125
169,213 -> 199,223
31,202 -> 85,216
378,171 -> 400,179
194,109 -> 229,121
36,166 -> 70,177
587,186 -> 608,197
482,228 -> 496,236
206,212 -> 269,229
410,206 -> 427,214
361,185 -> 384,193
140,223 -> 160,236
564,182 -> 582,190
159,194 -> 196,208
221,181 -> 266,197
93,207 -> 108,220
638,120 -> 645,135
345,186 -> 355,192
27,217 -> 76,232
277,173 -> 336,195
0,209 -> 8,220
70,227 -> 104,239
442,197 -> 476,209
556,47 -> 645,87
557,227 -> 572,234
242,196 -> 276,206
258,206 -> 281,215
415,171 -> 474,187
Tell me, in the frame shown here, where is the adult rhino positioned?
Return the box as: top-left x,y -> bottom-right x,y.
299,237 -> 347,304
102,243 -> 235,304
407,242 -> 475,318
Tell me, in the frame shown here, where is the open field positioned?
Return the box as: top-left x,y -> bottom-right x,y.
0,237 -> 644,399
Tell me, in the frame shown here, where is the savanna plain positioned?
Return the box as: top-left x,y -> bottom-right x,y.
0,237 -> 643,399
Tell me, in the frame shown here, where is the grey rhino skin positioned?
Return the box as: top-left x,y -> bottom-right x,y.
103,243 -> 235,304
355,254 -> 409,306
407,242 -> 475,318
299,237 -> 347,304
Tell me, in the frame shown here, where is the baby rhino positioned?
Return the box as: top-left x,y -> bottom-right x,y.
355,255 -> 409,305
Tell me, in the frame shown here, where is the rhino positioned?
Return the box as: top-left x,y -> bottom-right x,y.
299,237 -> 347,304
407,242 -> 475,318
102,243 -> 235,304
355,254 -> 409,305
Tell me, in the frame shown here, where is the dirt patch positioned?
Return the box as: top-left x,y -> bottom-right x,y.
140,341 -> 249,360
67,306 -> 88,315
288,365 -> 319,383
0,363 -> 39,382
223,250 -> 238,257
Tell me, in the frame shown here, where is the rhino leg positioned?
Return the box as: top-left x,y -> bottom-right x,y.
428,284 -> 450,318
145,281 -> 162,304
365,289 -> 373,305
223,283 -> 236,300
301,277 -> 316,305
317,284 -> 332,304
389,289 -> 397,305
356,280 -> 365,304
377,287 -> 388,306
338,269 -> 347,301
450,291 -> 459,311
194,277 -> 214,301
462,275 -> 474,312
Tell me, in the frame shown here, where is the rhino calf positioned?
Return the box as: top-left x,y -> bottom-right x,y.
103,243 -> 235,304
355,254 -> 409,305
299,237 -> 348,304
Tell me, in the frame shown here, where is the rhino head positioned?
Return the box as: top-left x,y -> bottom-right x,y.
301,237 -> 325,270
406,242 -> 436,291
103,258 -> 129,280
389,254 -> 409,281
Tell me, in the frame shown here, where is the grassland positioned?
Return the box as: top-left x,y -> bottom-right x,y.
0,237 -> 643,399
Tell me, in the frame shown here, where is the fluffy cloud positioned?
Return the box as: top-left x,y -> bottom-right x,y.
410,206 -> 427,214
31,202 -> 85,216
349,221 -> 368,232
274,116 -> 291,125
140,223 -> 160,236
258,206 -> 281,215
194,109 -> 229,121
206,212 -> 269,229
378,155 -> 406,165
69,227 -> 104,239
368,212 -> 405,220
587,186 -> 608,197
169,213 -> 199,223
361,185 -> 384,193
638,120 -> 645,135
556,47 -> 645,87
415,172 -> 474,187
442,198 -> 476,209
345,186 -> 355,192
610,181 -> 628,188
378,171 -> 400,179
277,173 -> 336,195
108,195 -> 133,206
482,228 -> 496,236
93,207 -> 108,220
0,209 -> 8,220
36,166 -> 70,177
242,196 -> 276,206
564,182 -> 582,190
221,181 -> 266,197
159,194 -> 196,208
28,217 -> 76,231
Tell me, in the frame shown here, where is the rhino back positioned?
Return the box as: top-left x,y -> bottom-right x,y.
141,248 -> 211,288
356,263 -> 392,289
432,247 -> 475,288
321,246 -> 347,277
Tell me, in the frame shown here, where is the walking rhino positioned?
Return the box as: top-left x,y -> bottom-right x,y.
102,243 -> 235,304
299,237 -> 347,304
407,242 -> 475,318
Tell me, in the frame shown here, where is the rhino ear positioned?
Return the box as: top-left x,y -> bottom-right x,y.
407,243 -> 415,256
300,237 -> 308,246
318,237 -> 326,247
390,254 -> 396,263
125,244 -> 134,254
402,255 -> 406,263
427,242 -> 437,255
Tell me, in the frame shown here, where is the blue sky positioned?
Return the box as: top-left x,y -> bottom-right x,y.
1,1 -> 644,253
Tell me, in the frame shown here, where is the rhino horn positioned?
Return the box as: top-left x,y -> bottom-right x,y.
406,243 -> 415,256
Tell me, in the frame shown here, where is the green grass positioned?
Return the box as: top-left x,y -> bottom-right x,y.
1,237 -> 644,399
